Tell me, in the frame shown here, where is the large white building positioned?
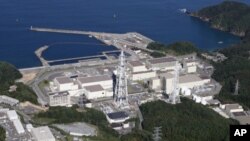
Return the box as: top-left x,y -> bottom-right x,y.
49,91 -> 71,107
146,57 -> 177,71
179,74 -> 210,89
84,85 -> 113,99
7,110 -> 18,121
130,70 -> 157,81
183,60 -> 197,73
13,119 -> 25,134
128,60 -> 147,73
77,75 -> 113,89
53,77 -> 78,91
162,73 -> 175,94
31,126 -> 55,141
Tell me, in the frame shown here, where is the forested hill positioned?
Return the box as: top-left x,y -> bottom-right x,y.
192,1 -> 250,37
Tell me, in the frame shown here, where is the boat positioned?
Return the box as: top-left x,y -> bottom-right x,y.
218,41 -> 223,44
179,8 -> 187,13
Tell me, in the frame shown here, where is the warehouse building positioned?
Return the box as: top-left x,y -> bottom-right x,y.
179,74 -> 210,89
31,126 -> 55,141
77,75 -> 113,89
7,110 -> 18,121
84,85 -> 113,99
146,57 -> 177,71
13,119 -> 25,134
49,91 -> 71,107
53,77 -> 78,91
128,60 -> 147,73
130,70 -> 157,81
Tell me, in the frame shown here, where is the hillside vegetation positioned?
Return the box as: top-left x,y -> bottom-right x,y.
0,61 -> 38,104
140,99 -> 237,141
0,126 -> 5,141
147,41 -> 199,57
193,1 -> 250,109
193,1 -> 250,36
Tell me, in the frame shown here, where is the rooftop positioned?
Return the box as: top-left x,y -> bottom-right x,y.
225,104 -> 243,110
107,111 -> 129,120
148,57 -> 176,64
179,74 -> 203,83
84,85 -> 104,92
128,61 -> 144,67
55,77 -> 73,84
31,126 -> 55,141
49,91 -> 69,97
78,75 -> 112,84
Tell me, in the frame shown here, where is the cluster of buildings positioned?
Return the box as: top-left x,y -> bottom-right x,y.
0,108 -> 55,141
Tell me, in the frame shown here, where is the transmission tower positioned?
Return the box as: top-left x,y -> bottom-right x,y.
169,61 -> 181,104
152,126 -> 162,141
114,51 -> 129,109
234,79 -> 239,95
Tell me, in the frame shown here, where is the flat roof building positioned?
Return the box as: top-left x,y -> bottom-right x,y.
49,91 -> 70,107
13,119 -> 25,134
130,70 -> 157,81
128,61 -> 147,73
146,57 -> 177,71
7,110 -> 18,121
84,85 -> 112,99
53,76 -> 78,92
179,74 -> 210,89
31,126 -> 55,141
78,75 -> 113,89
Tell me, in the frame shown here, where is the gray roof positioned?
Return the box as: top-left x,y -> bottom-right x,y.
55,77 -> 73,84
129,61 -> 144,67
179,74 -> 202,83
225,104 -> 243,111
235,116 -> 250,125
49,91 -> 69,97
84,85 -> 104,92
78,75 -> 112,84
148,57 -> 176,64
31,126 -> 55,141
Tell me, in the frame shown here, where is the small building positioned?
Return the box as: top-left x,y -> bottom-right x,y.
0,95 -> 19,106
128,61 -> 147,73
49,91 -> 71,107
106,111 -> 129,124
146,57 -> 177,71
183,60 -> 197,73
7,110 -> 18,121
31,126 -> 55,141
77,75 -> 112,89
130,70 -> 157,81
84,85 -> 112,99
222,104 -> 244,116
192,94 -> 213,105
150,77 -> 162,91
54,77 -> 78,91
13,119 -> 25,134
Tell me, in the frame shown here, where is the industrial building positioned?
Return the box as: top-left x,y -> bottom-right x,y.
84,84 -> 113,99
150,77 -> 162,91
130,70 -> 157,81
31,126 -> 55,141
183,60 -> 197,73
192,94 -> 213,105
146,57 -> 177,71
49,91 -> 71,107
53,76 -> 78,91
7,110 -> 18,121
179,74 -> 210,89
106,111 -> 129,124
128,60 -> 147,73
0,95 -> 19,106
13,119 -> 25,134
77,75 -> 113,89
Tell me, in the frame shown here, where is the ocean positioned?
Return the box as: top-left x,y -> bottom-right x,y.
0,0 -> 249,68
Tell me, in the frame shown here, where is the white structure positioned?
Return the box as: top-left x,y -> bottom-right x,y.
150,77 -> 161,91
49,91 -> 71,107
114,51 -> 129,109
77,75 -> 112,89
0,95 -> 19,106
26,124 -> 33,132
163,73 -> 175,94
128,61 -> 147,73
106,111 -> 130,124
84,85 -> 112,99
192,94 -> 213,105
130,70 -> 157,81
7,110 -> 18,121
13,119 -> 25,134
221,104 -> 244,116
146,57 -> 177,71
54,77 -> 78,91
31,126 -> 55,141
183,60 -> 197,73
179,74 -> 210,89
